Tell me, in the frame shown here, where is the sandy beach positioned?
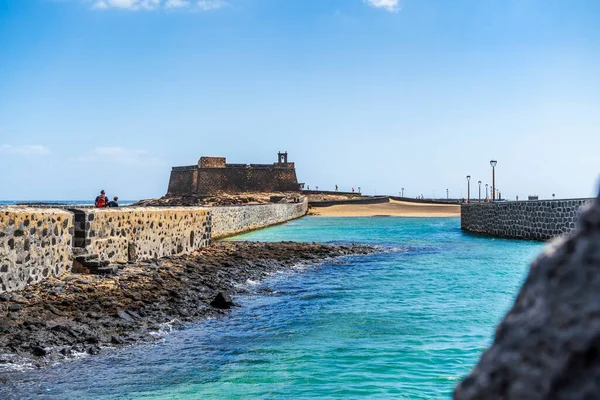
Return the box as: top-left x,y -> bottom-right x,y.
309,199 -> 460,217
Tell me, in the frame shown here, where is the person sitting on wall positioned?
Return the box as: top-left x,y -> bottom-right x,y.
94,190 -> 109,208
108,196 -> 119,207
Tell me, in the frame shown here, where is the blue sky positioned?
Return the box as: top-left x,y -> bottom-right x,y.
1,0 -> 599,200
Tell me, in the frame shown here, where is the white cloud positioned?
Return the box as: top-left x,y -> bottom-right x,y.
365,0 -> 400,12
93,0 -> 138,9
0,144 -> 51,156
76,147 -> 163,166
88,0 -> 226,10
197,0 -> 226,11
91,1 -> 108,9
165,0 -> 190,8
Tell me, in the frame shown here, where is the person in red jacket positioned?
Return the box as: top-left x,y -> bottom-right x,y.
94,190 -> 108,208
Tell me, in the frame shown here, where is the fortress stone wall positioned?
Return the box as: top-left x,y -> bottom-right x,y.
0,208 -> 73,292
0,200 -> 308,293
168,153 -> 300,196
461,198 -> 593,240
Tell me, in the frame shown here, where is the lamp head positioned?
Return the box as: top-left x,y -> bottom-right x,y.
467,175 -> 471,181
490,160 -> 497,167
478,180 -> 481,184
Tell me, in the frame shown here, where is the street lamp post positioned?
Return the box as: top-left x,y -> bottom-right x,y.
485,184 -> 488,200
466,175 -> 471,203
490,160 -> 497,201
446,188 -> 449,199
478,181 -> 481,202
401,188 -> 404,197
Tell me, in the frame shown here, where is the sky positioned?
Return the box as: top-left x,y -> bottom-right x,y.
0,0 -> 599,201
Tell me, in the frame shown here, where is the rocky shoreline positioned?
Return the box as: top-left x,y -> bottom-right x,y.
0,241 -> 375,369
133,192 -> 302,207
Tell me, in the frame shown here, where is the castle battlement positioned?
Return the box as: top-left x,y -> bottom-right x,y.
167,152 -> 300,196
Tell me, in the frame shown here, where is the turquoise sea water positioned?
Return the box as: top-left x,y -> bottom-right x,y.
1,217 -> 544,399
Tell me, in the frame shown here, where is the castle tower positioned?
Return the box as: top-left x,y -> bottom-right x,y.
277,151 -> 288,164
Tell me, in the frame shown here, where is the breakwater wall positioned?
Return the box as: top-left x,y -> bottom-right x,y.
0,209 -> 74,293
461,198 -> 594,240
389,196 -> 461,205
211,198 -> 308,239
0,200 -> 308,293
72,207 -> 212,264
308,196 -> 389,208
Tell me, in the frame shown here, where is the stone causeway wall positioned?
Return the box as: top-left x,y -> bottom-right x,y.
0,208 -> 73,293
309,196 -> 389,208
461,198 -> 593,240
0,200 -> 308,293
75,207 -> 211,264
211,198 -> 308,239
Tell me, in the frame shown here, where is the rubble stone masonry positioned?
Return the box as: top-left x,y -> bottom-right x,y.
76,207 -> 211,264
211,198 -> 308,239
0,200 -> 308,293
0,208 -> 73,292
461,199 -> 593,240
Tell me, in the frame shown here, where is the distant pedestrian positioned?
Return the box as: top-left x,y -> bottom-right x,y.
108,196 -> 119,207
335,185 -> 338,192
94,190 -> 108,208
352,187 -> 355,193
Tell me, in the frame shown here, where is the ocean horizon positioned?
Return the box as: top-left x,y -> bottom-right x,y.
0,200 -> 139,207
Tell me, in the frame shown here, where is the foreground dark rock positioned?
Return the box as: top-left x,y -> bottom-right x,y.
455,194 -> 600,400
0,241 -> 375,368
210,292 -> 235,309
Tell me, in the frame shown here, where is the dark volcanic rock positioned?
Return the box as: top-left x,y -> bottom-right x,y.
0,241 -> 376,368
210,292 -> 234,309
454,194 -> 600,400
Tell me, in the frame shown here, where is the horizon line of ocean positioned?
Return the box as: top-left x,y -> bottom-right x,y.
0,200 -> 139,207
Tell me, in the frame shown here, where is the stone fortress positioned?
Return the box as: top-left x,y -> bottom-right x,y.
167,152 -> 300,196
